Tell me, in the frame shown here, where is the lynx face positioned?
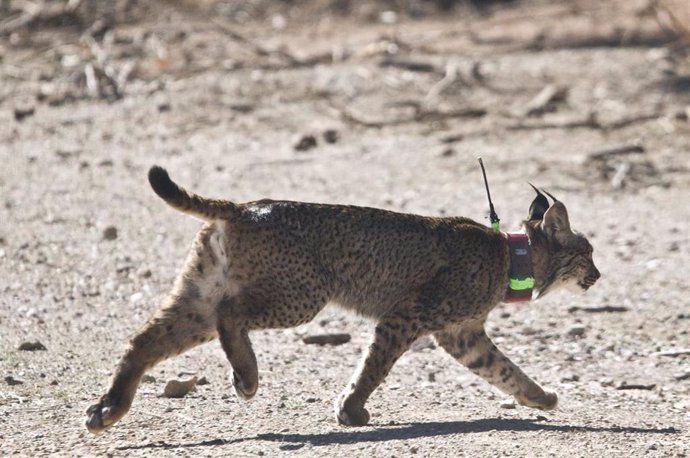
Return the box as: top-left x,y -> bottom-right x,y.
523,186 -> 600,298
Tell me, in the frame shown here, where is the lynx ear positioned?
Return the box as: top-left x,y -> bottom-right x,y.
527,183 -> 549,221
541,201 -> 571,237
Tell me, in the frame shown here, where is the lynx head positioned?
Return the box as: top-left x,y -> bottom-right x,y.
523,185 -> 600,298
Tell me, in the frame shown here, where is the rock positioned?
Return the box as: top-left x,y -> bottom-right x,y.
411,336 -> 436,352
301,333 -> 351,346
566,325 -> 586,337
561,374 -> 579,382
653,348 -> 690,357
615,381 -> 656,390
102,226 -> 118,241
197,375 -> 210,385
18,341 -> 47,351
674,371 -> 690,381
14,105 -> 35,121
322,129 -> 339,144
138,269 -> 152,278
293,135 -> 317,152
142,374 -> 156,383
500,399 -> 516,409
163,376 -> 198,398
567,305 -> 629,313
5,375 -> 24,386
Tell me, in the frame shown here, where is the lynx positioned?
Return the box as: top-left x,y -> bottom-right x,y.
86,166 -> 600,433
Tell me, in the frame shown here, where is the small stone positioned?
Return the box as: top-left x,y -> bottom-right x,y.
293,134 -> 317,152
500,399 -> 516,409
139,269 -> 152,278
301,333 -> 351,346
566,325 -> 586,337
561,374 -> 579,382
674,371 -> 690,381
5,375 -> 24,386
615,381 -> 656,391
102,226 -> 118,241
305,397 -> 318,403
322,129 -> 339,144
50,380 -> 59,386
535,415 -> 548,421
18,341 -> 47,351
440,148 -> 455,157
142,374 -> 156,384
14,105 -> 35,121
196,376 -> 210,385
163,376 -> 198,398
411,336 -> 436,352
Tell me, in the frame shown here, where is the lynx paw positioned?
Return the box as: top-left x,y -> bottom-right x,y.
518,390 -> 558,411
232,370 -> 257,400
336,398 -> 370,426
85,396 -> 127,434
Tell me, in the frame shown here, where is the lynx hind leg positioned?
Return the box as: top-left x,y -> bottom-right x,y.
336,314 -> 422,426
434,324 -> 558,411
215,289 -> 328,401
86,225 -> 228,434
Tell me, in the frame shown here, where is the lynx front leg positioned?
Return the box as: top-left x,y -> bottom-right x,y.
336,316 -> 421,426
434,324 -> 558,410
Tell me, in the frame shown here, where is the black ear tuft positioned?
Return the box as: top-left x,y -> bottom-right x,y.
528,183 -> 549,221
542,189 -> 558,203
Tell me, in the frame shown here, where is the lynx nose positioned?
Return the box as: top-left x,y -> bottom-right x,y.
591,267 -> 601,282
583,267 -> 600,289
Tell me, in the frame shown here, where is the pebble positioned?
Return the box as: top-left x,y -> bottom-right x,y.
197,375 -> 210,385
142,374 -> 156,383
322,129 -> 339,144
293,135 -> 317,152
500,399 -> 516,409
18,341 -> 47,351
163,376 -> 198,398
411,336 -> 436,352
102,226 -> 118,241
301,333 -> 351,346
566,325 -> 586,337
5,375 -> 24,386
674,371 -> 690,381
14,105 -> 35,121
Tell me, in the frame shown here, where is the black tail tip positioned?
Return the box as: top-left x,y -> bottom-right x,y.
148,165 -> 179,200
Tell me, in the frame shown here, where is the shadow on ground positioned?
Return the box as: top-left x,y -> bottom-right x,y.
116,418 -> 679,451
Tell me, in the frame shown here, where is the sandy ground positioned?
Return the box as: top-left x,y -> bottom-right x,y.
1,0 -> 689,456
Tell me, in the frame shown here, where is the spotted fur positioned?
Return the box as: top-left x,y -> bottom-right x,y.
85,166 -> 599,433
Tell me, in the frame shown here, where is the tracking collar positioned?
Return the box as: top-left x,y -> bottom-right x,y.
503,232 -> 534,303
477,158 -> 534,302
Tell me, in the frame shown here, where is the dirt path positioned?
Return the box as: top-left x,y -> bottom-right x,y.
1,1 -> 689,456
